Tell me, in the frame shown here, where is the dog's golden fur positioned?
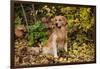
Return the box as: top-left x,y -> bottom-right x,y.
42,15 -> 68,58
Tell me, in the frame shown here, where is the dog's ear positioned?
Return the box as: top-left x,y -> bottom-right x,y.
50,18 -> 56,28
62,16 -> 67,25
51,18 -> 54,22
51,17 -> 56,23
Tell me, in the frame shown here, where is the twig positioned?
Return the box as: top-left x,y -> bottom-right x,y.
20,3 -> 29,32
32,4 -> 36,23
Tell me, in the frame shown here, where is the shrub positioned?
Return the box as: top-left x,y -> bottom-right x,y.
26,21 -> 48,47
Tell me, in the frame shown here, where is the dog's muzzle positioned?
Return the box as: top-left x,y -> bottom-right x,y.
56,23 -> 58,27
55,23 -> 61,28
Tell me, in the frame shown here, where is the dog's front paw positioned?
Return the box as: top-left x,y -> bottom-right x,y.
64,46 -> 68,52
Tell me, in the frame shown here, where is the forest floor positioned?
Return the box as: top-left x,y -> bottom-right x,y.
14,39 -> 95,66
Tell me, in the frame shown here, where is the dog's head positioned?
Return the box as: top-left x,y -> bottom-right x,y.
53,16 -> 67,28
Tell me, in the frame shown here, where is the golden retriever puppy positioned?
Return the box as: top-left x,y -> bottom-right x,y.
42,15 -> 68,58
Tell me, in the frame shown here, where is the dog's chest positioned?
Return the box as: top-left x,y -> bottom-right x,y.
55,30 -> 65,42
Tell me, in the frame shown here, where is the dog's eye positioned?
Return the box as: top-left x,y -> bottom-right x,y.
59,19 -> 62,21
55,19 -> 57,21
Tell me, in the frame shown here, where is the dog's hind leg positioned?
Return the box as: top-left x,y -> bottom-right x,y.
52,34 -> 58,58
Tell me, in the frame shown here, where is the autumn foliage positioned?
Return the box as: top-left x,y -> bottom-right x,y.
14,3 -> 96,66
